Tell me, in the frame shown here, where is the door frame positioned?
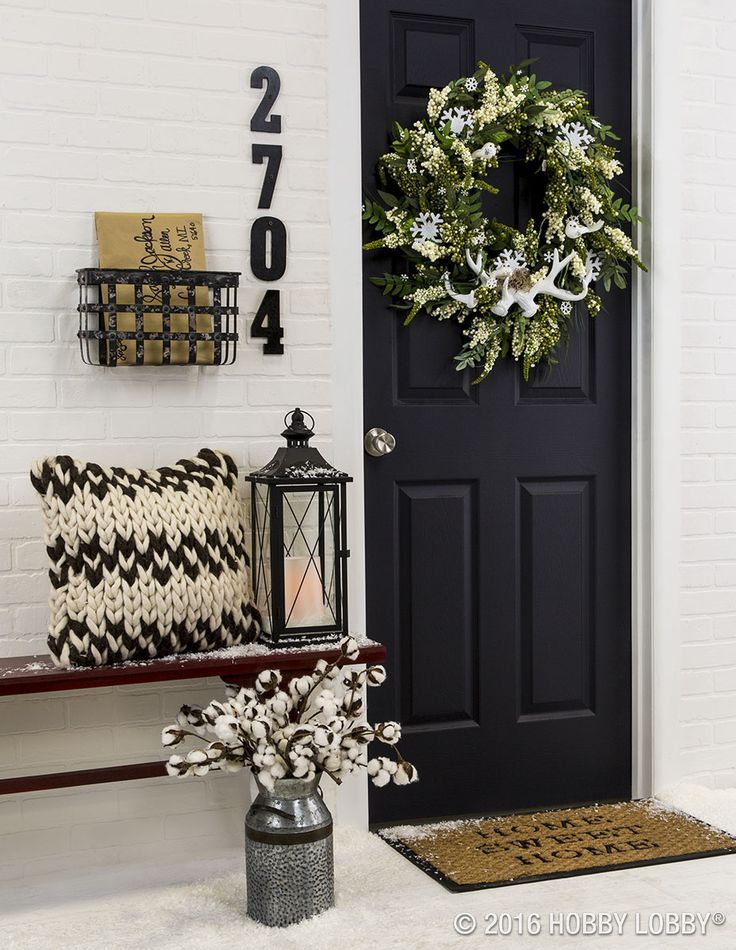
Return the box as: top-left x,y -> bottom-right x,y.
327,0 -> 681,818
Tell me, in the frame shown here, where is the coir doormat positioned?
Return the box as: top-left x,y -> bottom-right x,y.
378,800 -> 736,892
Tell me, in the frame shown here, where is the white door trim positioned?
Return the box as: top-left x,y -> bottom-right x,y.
328,0 -> 679,814
632,0 -> 682,796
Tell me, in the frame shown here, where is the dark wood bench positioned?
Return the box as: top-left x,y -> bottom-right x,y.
0,642 -> 386,796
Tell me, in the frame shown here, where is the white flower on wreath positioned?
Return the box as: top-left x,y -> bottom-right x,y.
464,77 -> 479,92
557,121 -> 594,150
406,158 -> 417,173
494,248 -> 526,270
412,240 -> 444,261
411,211 -> 443,242
439,106 -> 473,136
437,186 -> 446,195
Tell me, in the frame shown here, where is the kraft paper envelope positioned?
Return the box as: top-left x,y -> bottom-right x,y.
95,212 -> 212,365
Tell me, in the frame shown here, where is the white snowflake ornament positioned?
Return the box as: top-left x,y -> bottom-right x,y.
558,121 -> 594,150
411,211 -> 443,242
494,248 -> 527,271
439,106 -> 473,135
406,158 -> 417,174
587,253 -> 603,280
464,77 -> 479,92
559,301 -> 573,316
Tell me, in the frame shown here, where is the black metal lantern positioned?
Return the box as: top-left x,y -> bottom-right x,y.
246,408 -> 352,646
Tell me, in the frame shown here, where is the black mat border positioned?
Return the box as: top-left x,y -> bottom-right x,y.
376,802 -> 736,893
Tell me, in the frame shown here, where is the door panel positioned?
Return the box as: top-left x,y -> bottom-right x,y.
398,480 -> 479,727
518,477 -> 594,717
361,0 -> 632,823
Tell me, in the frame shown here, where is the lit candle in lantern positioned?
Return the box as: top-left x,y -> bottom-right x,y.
283,556 -> 324,626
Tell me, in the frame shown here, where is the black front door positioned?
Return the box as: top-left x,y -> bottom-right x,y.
361,0 -> 632,824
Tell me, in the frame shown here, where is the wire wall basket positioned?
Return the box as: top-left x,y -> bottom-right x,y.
76,268 -> 239,367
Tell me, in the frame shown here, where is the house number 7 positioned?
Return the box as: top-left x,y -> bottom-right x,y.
250,66 -> 285,355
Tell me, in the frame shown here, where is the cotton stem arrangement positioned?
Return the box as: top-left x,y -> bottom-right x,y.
162,636 -> 418,790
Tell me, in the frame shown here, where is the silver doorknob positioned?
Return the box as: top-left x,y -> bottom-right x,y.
364,427 -> 396,457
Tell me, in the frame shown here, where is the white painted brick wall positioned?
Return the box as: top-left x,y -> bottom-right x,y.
0,0 -> 333,878
680,0 -> 736,789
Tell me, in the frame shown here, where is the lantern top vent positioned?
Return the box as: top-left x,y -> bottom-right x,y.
247,408 -> 352,483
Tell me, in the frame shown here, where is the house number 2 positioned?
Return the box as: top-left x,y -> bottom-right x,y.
250,66 -> 285,355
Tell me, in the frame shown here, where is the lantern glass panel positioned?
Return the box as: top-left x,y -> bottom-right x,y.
252,481 -> 273,634
282,486 -> 339,631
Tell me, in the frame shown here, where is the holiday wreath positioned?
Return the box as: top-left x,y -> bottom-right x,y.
363,62 -> 646,381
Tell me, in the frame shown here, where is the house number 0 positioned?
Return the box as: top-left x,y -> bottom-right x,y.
250,66 -> 285,355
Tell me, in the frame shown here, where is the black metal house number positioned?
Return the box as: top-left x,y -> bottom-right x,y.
250,66 -> 285,355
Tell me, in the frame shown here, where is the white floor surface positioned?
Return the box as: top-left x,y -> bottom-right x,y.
2,785 -> 735,950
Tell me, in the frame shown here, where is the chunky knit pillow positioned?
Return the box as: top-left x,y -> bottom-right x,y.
30,449 -> 261,668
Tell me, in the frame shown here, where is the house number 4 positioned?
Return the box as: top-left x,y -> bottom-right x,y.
250,66 -> 285,355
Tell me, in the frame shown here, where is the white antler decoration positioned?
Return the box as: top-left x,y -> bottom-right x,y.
443,272 -> 478,309
444,249 -> 502,308
491,250 -> 596,318
445,248 -> 597,318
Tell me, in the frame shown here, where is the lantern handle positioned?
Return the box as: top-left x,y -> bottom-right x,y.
283,407 -> 315,432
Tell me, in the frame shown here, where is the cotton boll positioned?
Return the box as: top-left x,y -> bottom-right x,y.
270,760 -> 287,780
255,669 -> 281,694
372,770 -> 391,787
166,755 -> 185,777
251,719 -> 269,740
289,675 -> 313,699
394,761 -> 419,785
313,726 -> 333,748
161,726 -> 182,746
322,753 -> 342,772
376,721 -> 402,745
268,690 -> 292,716
213,715 -> 240,742
340,636 -> 360,660
220,759 -> 244,773
343,696 -> 363,719
258,768 -> 276,791
366,665 -> 387,686
252,742 -> 277,769
204,701 -> 227,723
327,717 -> 347,735
185,750 -> 209,765
316,690 -> 338,718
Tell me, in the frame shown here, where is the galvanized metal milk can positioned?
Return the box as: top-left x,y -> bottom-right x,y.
245,775 -> 334,927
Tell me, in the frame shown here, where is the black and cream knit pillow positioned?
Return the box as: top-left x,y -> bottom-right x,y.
31,449 -> 261,668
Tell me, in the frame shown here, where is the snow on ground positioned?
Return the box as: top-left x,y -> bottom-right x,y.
2,785 -> 736,950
